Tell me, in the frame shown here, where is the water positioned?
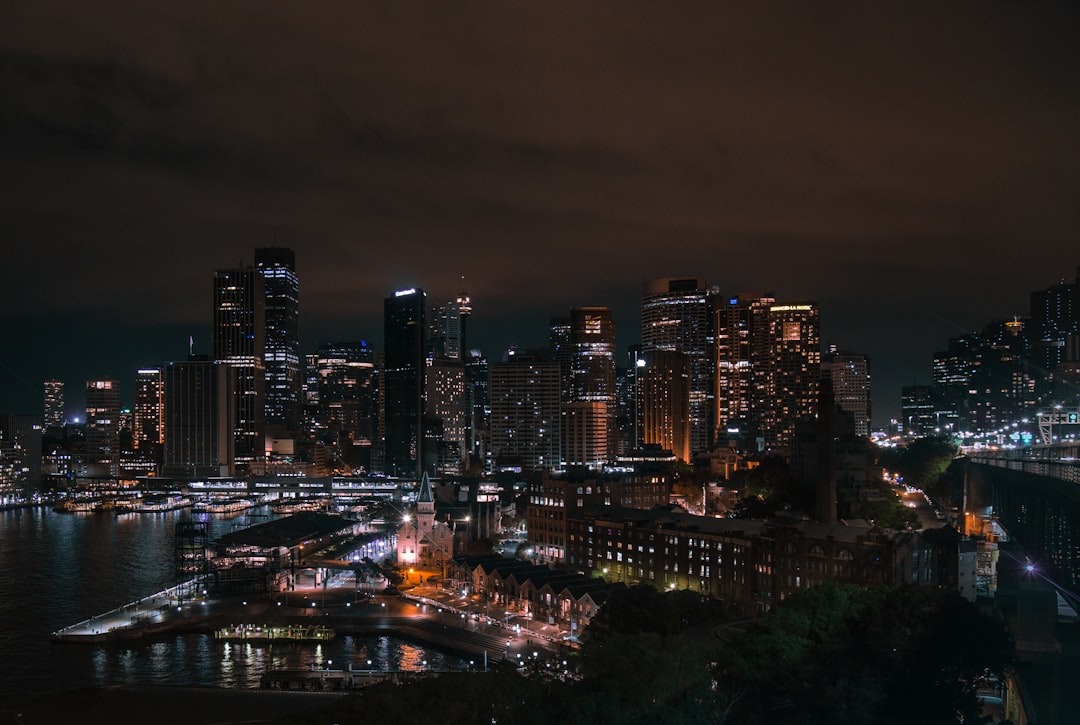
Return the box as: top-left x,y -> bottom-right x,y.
0,505 -> 463,701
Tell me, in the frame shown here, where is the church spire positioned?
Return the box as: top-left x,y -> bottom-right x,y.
418,471 -> 434,504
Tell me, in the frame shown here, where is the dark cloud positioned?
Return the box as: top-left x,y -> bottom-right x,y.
2,1 -> 1079,420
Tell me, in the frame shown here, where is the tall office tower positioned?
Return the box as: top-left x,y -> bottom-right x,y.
641,278 -> 714,455
383,288 -> 426,477
85,378 -> 121,472
1030,267 -> 1079,377
637,350 -> 691,462
316,341 -> 377,443
213,266 -> 266,470
0,413 -> 40,492
43,380 -> 64,431
715,292 -> 775,440
428,292 -> 471,361
489,349 -> 561,475
133,367 -> 164,459
303,352 -> 320,406
568,307 -> 616,405
613,358 -> 637,456
823,350 -> 871,437
163,356 -> 232,478
549,315 -> 572,399
255,247 -> 301,430
425,356 -> 467,475
561,402 -> 608,470
465,351 -> 490,472
762,304 -> 821,451
567,306 -> 616,463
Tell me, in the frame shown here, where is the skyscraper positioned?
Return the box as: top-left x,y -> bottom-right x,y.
762,303 -> 821,451
133,367 -> 164,459
213,266 -> 266,470
489,349 -> 561,475
425,356 -> 467,475
566,307 -> 616,463
43,379 -> 64,431
256,247 -> 300,430
637,349 -> 691,462
428,292 -> 471,361
316,341 -> 377,445
823,350 -> 871,437
0,413 -> 40,493
163,356 -> 232,478
383,288 -> 426,477
641,278 -> 714,455
715,292 -> 775,440
85,378 -> 120,474
1030,267 -> 1079,375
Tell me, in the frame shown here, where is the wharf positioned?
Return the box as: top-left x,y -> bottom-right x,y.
50,579 -> 565,667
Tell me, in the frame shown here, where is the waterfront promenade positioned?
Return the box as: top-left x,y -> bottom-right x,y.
52,574 -> 567,666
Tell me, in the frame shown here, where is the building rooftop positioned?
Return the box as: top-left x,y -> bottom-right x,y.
216,511 -> 354,550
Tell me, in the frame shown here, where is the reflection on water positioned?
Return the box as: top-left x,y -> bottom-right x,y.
0,505 -> 465,698
85,634 -> 464,689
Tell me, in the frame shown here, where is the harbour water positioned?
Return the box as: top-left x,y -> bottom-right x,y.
0,504 -> 463,702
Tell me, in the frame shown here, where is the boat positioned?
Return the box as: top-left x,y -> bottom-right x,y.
133,495 -> 194,513
214,624 -> 334,642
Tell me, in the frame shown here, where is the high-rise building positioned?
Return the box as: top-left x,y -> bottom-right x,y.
425,356 -> 467,475
762,304 -> 821,451
316,341 -> 377,444
561,401 -> 608,470
823,350 -> 871,437
465,351 -> 490,472
256,247 -> 300,430
85,378 -> 121,473
641,278 -> 714,455
163,356 -> 232,478
637,349 -> 691,462
133,367 -> 164,459
383,288 -> 426,477
1030,267 -> 1079,374
715,292 -> 775,440
489,349 -> 561,475
565,306 -> 616,464
428,292 -> 471,361
43,380 -> 64,431
213,266 -> 266,470
0,413 -> 40,493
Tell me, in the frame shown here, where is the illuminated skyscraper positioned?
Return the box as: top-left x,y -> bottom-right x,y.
43,379 -> 64,431
561,401 -> 608,470
0,413 -> 40,493
762,303 -> 821,451
133,367 -> 164,459
425,356 -> 467,475
383,288 -> 426,477
637,349 -> 691,462
489,349 -> 561,475
823,350 -> 871,437
163,356 -> 232,477
428,292 -> 471,361
641,278 -> 714,455
565,307 -> 616,463
85,378 -> 120,473
316,341 -> 377,444
213,266 -> 266,470
715,292 -> 775,440
256,247 -> 300,430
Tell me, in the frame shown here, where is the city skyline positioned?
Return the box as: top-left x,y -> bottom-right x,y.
4,2 -> 1079,423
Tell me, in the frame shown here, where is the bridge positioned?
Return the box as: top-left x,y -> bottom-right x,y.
963,443 -> 1080,602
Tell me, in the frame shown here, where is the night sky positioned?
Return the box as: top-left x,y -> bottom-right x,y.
3,2 -> 1079,424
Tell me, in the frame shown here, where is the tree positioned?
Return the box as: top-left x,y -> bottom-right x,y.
713,583 -> 1013,725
